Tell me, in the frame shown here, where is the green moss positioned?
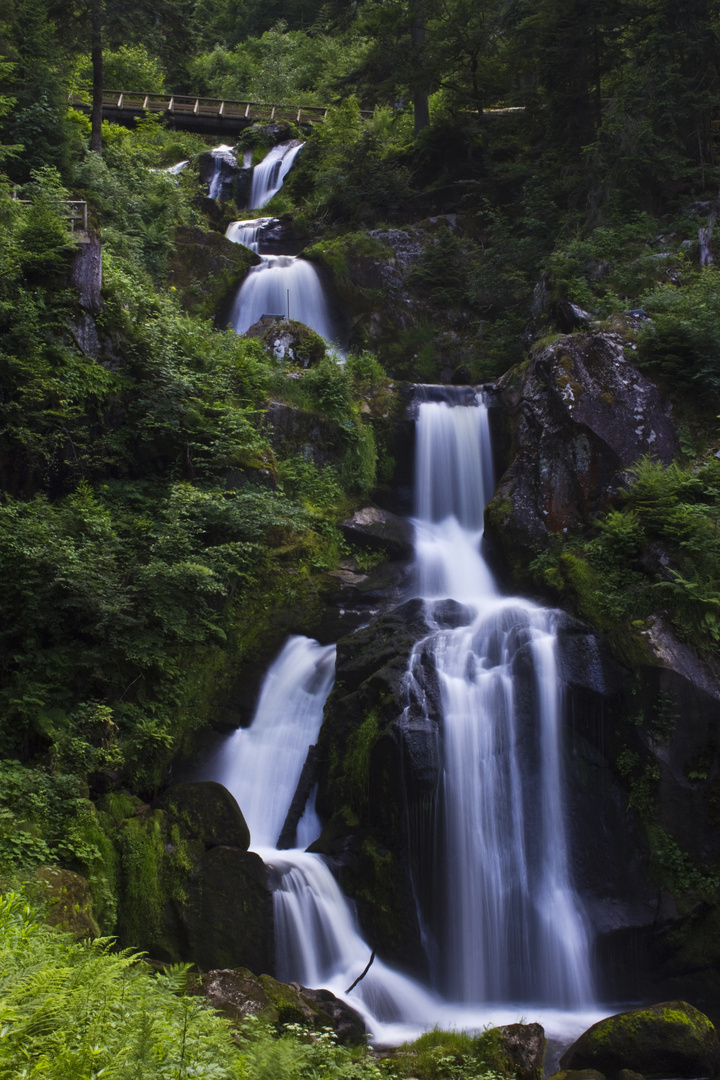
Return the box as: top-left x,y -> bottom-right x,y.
339,709 -> 381,814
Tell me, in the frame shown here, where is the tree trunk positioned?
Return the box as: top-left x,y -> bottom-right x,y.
411,5 -> 430,134
91,0 -> 103,154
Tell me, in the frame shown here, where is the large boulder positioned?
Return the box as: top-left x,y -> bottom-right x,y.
154,780 -> 250,850
166,224 -> 259,319
486,332 -> 678,574
245,316 -> 327,367
194,967 -> 366,1044
117,782 -> 273,973
340,504 -> 414,558
495,1022 -> 546,1080
559,1001 -> 720,1079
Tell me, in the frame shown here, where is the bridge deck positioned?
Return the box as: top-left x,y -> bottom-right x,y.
70,90 -> 374,132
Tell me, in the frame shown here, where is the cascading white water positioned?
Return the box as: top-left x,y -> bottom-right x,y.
208,144 -> 237,200
228,254 -> 338,338
250,141 -> 303,209
412,395 -> 595,1006
205,390 -> 604,1046
225,140 -> 340,345
225,217 -> 277,254
207,636 -> 335,847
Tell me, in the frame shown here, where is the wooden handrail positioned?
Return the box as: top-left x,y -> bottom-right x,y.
69,88 -> 375,122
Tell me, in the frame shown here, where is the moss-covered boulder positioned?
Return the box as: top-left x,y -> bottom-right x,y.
36,866 -> 100,939
245,316 -> 327,367
194,967 -> 366,1044
166,224 -> 259,319
154,781 -> 250,850
117,784 -> 273,973
559,1001 -> 720,1079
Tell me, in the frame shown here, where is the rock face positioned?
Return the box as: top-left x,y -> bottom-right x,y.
154,781 -> 251,850
313,599 -> 441,971
559,1001 -> 720,1079
486,332 -> 678,572
194,967 -> 366,1044
120,782 -> 273,973
166,225 -> 259,320
495,1022 -> 546,1080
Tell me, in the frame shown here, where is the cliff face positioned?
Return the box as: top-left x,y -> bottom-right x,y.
485,331 -> 678,572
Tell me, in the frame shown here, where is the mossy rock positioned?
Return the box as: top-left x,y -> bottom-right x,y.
559,1001 -> 720,1079
245,316 -> 327,367
154,781 -> 250,851
547,1070 -> 607,1080
166,224 -> 259,319
195,967 -> 366,1044
36,866 -> 100,939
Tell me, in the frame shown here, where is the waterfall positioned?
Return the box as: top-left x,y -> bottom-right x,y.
250,141 -> 303,209
227,253 -> 338,339
225,140 -> 340,345
208,144 -> 236,200
207,636 -> 335,848
413,395 -> 594,1005
225,217 -> 277,254
204,389 -> 602,1046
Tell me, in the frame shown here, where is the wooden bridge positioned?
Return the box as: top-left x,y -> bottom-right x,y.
70,89 -> 374,135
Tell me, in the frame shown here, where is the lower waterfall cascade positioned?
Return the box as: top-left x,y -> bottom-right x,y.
205,391 -> 607,1046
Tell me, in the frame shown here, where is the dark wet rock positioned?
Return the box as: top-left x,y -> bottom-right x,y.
245,316 -> 327,366
167,224 -> 259,319
496,1022 -> 546,1080
72,231 -> 102,312
487,332 -> 678,573
120,784 -> 273,972
313,599 -> 440,973
431,598 -> 474,629
277,745 -> 319,849
559,1001 -> 720,1079
184,846 -> 273,973
194,967 -> 366,1043
340,505 -> 414,558
553,300 -> 593,333
154,781 -> 250,851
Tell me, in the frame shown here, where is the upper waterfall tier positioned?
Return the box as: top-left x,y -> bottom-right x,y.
250,141 -> 303,209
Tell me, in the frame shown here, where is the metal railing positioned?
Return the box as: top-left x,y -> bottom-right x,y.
70,89 -> 375,124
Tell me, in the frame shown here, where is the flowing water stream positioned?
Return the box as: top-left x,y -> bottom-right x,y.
225,142 -> 340,343
205,390 -> 604,1046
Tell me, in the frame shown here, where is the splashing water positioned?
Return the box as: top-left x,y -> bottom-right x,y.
204,390 -> 604,1047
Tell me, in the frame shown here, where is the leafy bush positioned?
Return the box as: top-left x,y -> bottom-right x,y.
638,267 -> 720,397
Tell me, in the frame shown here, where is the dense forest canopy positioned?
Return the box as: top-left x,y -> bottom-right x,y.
2,0 -> 720,1073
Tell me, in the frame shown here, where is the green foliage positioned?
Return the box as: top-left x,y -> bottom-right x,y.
74,44 -> 166,94
530,455 -> 720,652
0,763 -> 116,929
0,892 -> 243,1079
638,268 -> 720,399
545,214 -> 687,316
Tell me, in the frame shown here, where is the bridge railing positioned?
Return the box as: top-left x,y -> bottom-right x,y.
70,90 -> 374,124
